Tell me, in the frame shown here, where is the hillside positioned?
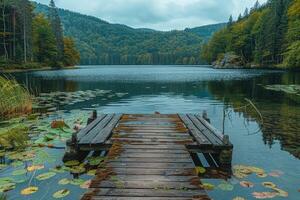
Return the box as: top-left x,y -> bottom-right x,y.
201,0 -> 300,69
34,3 -> 224,65
185,23 -> 227,41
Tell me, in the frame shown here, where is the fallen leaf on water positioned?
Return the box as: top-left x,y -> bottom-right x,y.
21,187 -> 38,195
195,167 -> 206,174
240,181 -> 254,188
268,170 -> 283,177
80,180 -> 92,189
36,172 -> 56,181
53,189 -> 70,198
262,182 -> 276,189
257,172 -> 268,178
27,165 -> 44,172
252,192 -> 277,199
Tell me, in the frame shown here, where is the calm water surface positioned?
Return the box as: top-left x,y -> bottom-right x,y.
3,65 -> 300,199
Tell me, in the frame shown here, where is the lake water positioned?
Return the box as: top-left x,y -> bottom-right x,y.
2,65 -> 300,199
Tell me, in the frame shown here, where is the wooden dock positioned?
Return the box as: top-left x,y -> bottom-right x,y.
64,113 -> 233,200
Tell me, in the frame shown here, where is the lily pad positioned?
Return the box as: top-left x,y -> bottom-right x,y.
233,197 -> 246,200
36,172 -> 56,181
53,189 -> 70,198
58,178 -> 70,185
87,169 -> 97,176
11,161 -> 23,167
201,183 -> 215,190
21,187 -> 38,195
70,179 -> 85,185
12,169 -> 27,176
70,166 -> 86,174
64,160 -> 80,167
218,182 -> 234,191
272,188 -> 288,197
80,180 -> 91,189
0,182 -> 16,192
262,182 -> 276,189
87,156 -> 104,166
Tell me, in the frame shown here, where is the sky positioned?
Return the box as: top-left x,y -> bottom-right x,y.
35,0 -> 267,31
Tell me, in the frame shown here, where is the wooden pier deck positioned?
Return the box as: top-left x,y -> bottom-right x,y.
64,113 -> 233,200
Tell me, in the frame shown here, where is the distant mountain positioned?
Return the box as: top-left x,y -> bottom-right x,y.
34,3 -> 225,65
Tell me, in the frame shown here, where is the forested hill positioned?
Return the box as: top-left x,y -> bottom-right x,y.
35,3 -> 224,65
201,0 -> 300,69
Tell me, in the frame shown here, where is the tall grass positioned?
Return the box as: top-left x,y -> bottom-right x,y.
0,76 -> 32,119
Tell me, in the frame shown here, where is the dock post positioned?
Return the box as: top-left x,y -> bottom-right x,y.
63,110 -> 97,162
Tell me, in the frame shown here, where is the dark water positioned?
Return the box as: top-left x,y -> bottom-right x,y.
6,65 -> 300,199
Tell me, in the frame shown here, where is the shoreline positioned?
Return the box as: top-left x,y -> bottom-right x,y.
0,66 -> 78,73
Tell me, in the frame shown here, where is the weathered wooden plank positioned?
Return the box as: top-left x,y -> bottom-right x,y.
88,197 -> 203,200
106,168 -> 194,176
187,114 -> 223,145
112,138 -> 193,143
195,115 -> 225,143
121,144 -> 187,150
113,134 -> 191,139
107,162 -> 195,169
79,114 -> 115,144
110,158 -> 193,163
90,188 -> 206,197
115,129 -> 187,133
105,175 -> 198,182
117,153 -> 190,159
77,114 -> 107,141
179,114 -> 211,145
123,149 -> 189,154
96,180 -> 198,189
91,114 -> 122,144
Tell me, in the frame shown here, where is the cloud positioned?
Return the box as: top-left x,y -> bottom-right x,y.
35,0 -> 267,30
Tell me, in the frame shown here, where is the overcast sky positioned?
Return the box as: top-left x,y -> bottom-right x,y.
35,0 -> 267,31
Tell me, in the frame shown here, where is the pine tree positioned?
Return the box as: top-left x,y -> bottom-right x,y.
238,13 -> 242,21
228,15 -> 233,27
48,0 -> 64,65
244,8 -> 249,17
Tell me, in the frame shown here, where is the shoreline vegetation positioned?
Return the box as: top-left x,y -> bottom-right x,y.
201,0 -> 300,70
0,76 -> 32,119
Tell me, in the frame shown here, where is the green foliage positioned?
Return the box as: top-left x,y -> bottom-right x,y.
0,0 -> 79,70
48,0 -> 65,64
0,76 -> 32,118
63,37 -> 80,66
32,14 -> 58,66
202,0 -> 300,69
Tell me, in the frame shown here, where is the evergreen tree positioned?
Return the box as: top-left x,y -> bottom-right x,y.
228,15 -> 233,27
244,8 -> 249,17
48,0 -> 64,65
32,14 -> 58,65
237,13 -> 242,21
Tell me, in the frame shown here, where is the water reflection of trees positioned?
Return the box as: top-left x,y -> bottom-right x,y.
207,74 -> 300,159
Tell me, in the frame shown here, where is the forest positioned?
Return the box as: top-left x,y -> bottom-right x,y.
201,0 -> 300,69
0,0 -> 80,70
35,3 -> 225,65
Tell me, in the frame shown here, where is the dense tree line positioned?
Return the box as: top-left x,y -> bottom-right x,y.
0,0 -> 80,69
201,0 -> 300,69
